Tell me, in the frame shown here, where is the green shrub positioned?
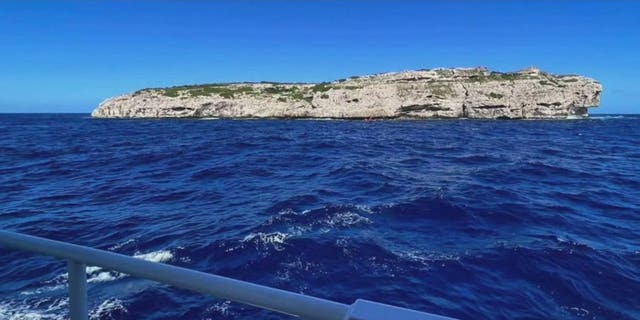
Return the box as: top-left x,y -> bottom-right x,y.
163,89 -> 181,97
285,91 -> 305,101
311,82 -> 332,92
467,72 -> 529,83
264,86 -> 296,94
161,84 -> 255,98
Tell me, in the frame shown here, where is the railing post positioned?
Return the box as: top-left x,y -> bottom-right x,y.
67,260 -> 88,320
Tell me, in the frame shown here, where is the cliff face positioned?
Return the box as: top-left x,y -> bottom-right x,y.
91,67 -> 602,119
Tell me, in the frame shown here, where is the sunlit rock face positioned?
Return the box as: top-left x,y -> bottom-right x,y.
91,67 -> 601,119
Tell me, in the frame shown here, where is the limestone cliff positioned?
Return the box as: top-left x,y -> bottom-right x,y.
91,67 -> 602,119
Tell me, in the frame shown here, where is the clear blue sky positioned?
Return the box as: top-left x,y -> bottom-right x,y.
1,1 -> 638,113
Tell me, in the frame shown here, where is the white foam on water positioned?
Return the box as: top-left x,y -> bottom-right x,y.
88,271 -> 126,283
0,297 -> 128,320
19,249 -> 176,295
108,238 -> 136,251
85,249 -> 174,282
305,211 -> 372,234
86,266 -> 102,273
133,250 -> 174,263
0,298 -> 67,320
320,211 -> 372,228
19,284 -> 66,296
243,232 -> 289,244
89,298 -> 127,319
355,204 -> 374,214
396,250 -> 460,265
562,306 -> 590,317
204,300 -> 233,318
242,232 -> 290,251
84,249 -> 174,282
287,225 -> 311,236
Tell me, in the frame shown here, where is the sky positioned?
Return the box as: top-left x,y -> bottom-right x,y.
0,1 -> 638,113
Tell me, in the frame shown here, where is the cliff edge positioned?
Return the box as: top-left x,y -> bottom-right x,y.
91,67 -> 602,119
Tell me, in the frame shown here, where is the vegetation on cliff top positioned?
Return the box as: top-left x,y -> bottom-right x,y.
132,68 -> 582,101
152,80 -> 364,102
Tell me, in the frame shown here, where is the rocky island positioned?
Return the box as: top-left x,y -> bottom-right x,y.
91,67 -> 601,119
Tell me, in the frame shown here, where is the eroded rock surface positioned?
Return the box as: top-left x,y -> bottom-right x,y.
91,67 -> 601,119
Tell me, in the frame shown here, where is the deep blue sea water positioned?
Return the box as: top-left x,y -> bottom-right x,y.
0,114 -> 639,320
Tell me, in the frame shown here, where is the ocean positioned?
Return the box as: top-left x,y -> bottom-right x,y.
0,114 -> 638,320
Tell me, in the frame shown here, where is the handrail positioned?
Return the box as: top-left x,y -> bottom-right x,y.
0,230 -> 456,320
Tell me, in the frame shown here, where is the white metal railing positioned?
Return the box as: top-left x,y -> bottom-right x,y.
0,230 -> 456,320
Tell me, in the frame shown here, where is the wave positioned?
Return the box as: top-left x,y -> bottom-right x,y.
84,249 -> 174,283
0,298 -> 67,320
242,232 -> 289,251
250,205 -> 374,245
133,250 -> 174,263
0,297 -> 127,320
89,298 -> 128,319
203,300 -> 234,318
19,249 -> 175,295
2,114 -> 640,319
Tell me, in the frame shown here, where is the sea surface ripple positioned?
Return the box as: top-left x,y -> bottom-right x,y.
1,114 -> 639,320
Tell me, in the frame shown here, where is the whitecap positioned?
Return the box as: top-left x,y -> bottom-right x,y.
84,249 -> 174,282
88,271 -> 125,283
319,211 -> 372,228
86,266 -> 102,273
395,250 -> 460,265
19,284 -> 65,296
133,250 -> 174,263
242,232 -> 289,251
89,298 -> 127,319
0,297 -> 128,320
0,298 -> 67,320
354,204 -> 374,214
20,249 -> 176,295
562,306 -> 590,317
108,238 -> 136,251
243,232 -> 288,244
205,300 -> 233,317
